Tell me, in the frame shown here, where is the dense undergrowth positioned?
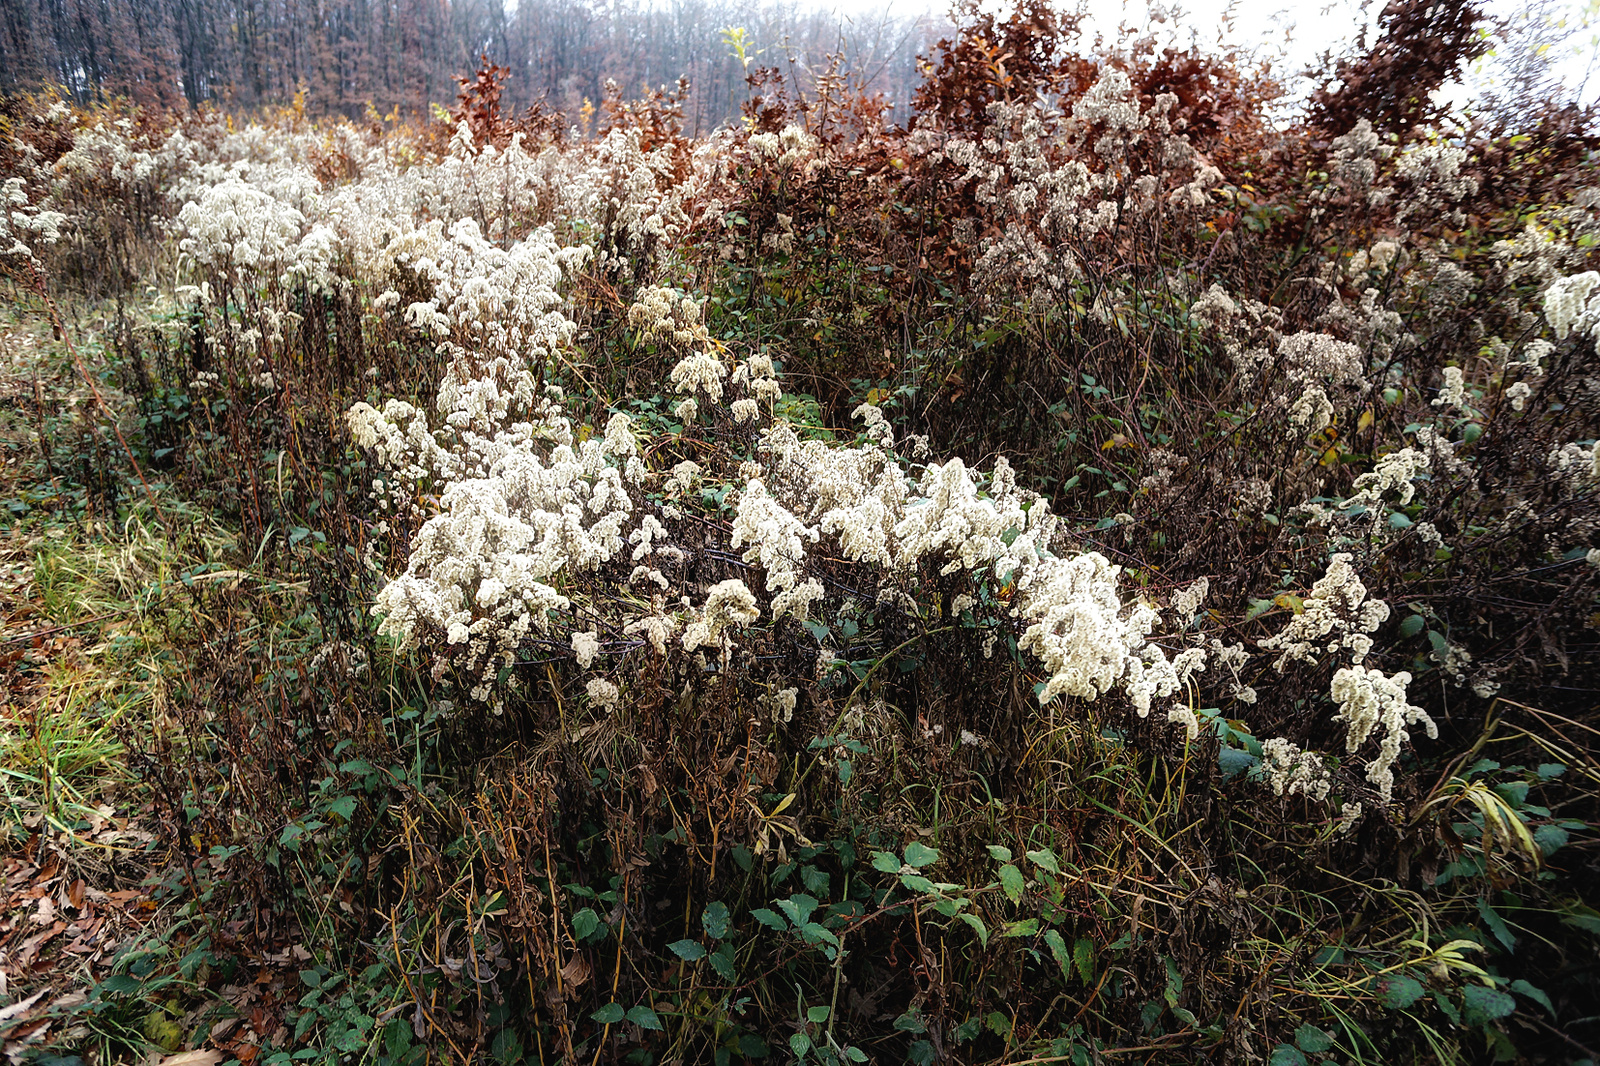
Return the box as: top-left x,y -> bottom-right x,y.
3,1 -> 1600,1062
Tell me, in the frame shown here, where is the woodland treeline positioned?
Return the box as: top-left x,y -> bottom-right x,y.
0,0 -> 940,131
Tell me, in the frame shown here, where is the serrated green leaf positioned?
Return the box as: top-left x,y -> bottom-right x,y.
958,912 -> 988,946
778,894 -> 819,926
591,1003 -> 625,1025
902,842 -> 939,868
1073,937 -> 1095,983
625,1006 -> 662,1030
799,922 -> 838,946
1399,614 -> 1426,638
893,1011 -> 928,1034
791,1033 -> 811,1058
871,851 -> 901,874
708,941 -> 737,981
1462,984 -> 1516,1022
1476,898 -> 1516,951
572,907 -> 600,941
901,873 -> 936,894
1378,974 -> 1426,1009
1269,1045 -> 1308,1066
750,907 -> 787,931
1043,929 -> 1073,984
987,844 -> 1014,862
702,901 -> 731,940
1534,824 -> 1569,857
1025,848 -> 1060,874
1293,1024 -> 1333,1053
1000,918 -> 1039,938
668,939 -> 705,961
1510,979 -> 1553,1016
998,863 -> 1025,903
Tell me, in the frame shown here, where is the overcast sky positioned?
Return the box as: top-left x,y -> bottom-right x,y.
817,0 -> 1600,113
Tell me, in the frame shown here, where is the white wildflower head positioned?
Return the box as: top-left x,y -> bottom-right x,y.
1330,666 -> 1436,802
571,630 -> 601,668
1344,448 -> 1429,511
682,579 -> 761,652
1432,366 -> 1466,409
1259,554 -> 1390,670
586,678 -> 621,709
1544,271 -> 1600,341
1260,738 -> 1332,802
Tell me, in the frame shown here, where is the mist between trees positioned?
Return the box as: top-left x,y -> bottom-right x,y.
0,0 -> 944,131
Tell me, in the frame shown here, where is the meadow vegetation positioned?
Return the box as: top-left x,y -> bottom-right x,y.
2,1 -> 1599,1062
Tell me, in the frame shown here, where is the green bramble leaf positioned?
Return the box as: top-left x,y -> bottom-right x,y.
1293,1024 -> 1333,1053
1026,848 -> 1061,874
750,908 -> 787,931
1073,937 -> 1095,984
902,842 -> 939,868
702,901 -> 731,940
668,939 -> 705,961
591,1003 -> 625,1025
1511,979 -> 1553,1016
571,907 -> 601,941
998,863 -> 1025,903
1376,974 -> 1425,1009
625,1006 -> 662,1030
1269,1045 -> 1308,1066
1461,984 -> 1516,1023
